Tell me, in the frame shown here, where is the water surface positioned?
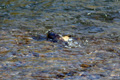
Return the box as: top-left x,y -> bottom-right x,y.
0,0 -> 120,80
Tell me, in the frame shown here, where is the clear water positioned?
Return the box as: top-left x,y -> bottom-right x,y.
0,0 -> 120,80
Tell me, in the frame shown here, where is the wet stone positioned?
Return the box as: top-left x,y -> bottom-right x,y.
80,64 -> 92,68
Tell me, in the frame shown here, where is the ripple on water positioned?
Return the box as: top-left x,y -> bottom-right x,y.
0,0 -> 120,79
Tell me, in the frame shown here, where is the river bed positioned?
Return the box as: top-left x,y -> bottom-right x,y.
0,0 -> 120,80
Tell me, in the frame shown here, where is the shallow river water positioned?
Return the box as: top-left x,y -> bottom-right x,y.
0,0 -> 120,80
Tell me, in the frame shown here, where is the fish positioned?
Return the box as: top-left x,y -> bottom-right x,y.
47,31 -> 70,42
